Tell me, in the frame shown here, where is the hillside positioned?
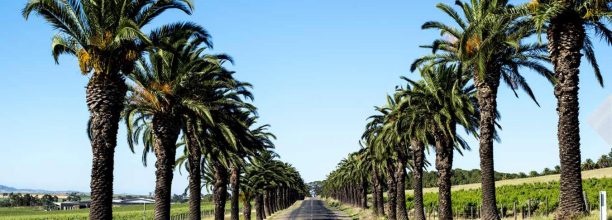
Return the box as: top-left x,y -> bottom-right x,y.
0,185 -> 80,194
407,167 -> 612,194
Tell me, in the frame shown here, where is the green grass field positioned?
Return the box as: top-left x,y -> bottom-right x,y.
0,202 -> 219,220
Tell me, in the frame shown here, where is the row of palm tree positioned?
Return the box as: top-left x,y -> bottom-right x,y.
238,152 -> 308,220
23,0 -> 308,219
323,63 -> 479,220
323,0 -> 609,219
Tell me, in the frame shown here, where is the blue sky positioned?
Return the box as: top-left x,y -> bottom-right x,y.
0,0 -> 610,195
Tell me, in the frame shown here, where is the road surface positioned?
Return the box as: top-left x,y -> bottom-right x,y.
272,198 -> 351,220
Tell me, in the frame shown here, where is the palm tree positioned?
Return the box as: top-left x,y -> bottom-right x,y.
124,31 -> 221,219
178,78 -> 250,220
321,151 -> 369,209
361,117 -> 386,217
178,81 -> 248,220
195,114 -> 274,220
522,1 -> 611,217
229,119 -> 276,220
363,111 -> 397,218
206,112 -> 269,220
399,64 -> 478,219
195,75 -> 255,220
23,1 -> 198,218
353,150 -> 370,209
162,44 -> 256,220
377,96 -> 410,220
413,1 -> 553,218
391,84 -> 431,220
243,151 -> 306,220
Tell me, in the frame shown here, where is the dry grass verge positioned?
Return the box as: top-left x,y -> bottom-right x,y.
322,197 -> 383,220
266,200 -> 303,220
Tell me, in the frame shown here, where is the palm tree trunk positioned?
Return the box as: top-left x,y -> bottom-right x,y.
547,10 -> 587,219
283,188 -> 289,208
372,174 -> 380,215
243,198 -> 252,220
185,121 -> 201,220
375,172 -> 385,216
152,114 -> 181,220
386,167 -> 397,220
475,68 -> 501,220
230,166 -> 240,220
87,73 -> 126,220
271,189 -> 277,213
213,160 -> 229,220
395,157 -> 408,220
361,178 -> 368,209
264,190 -> 271,217
255,194 -> 265,220
352,184 -> 357,205
434,129 -> 454,220
277,188 -> 283,210
275,190 -> 280,211
411,139 -> 426,220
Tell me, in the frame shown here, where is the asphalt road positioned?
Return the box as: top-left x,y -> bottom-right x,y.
272,198 -> 351,220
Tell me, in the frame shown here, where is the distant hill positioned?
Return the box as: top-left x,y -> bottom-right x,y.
0,184 -> 81,194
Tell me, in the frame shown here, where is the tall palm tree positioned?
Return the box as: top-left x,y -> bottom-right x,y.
413,1 -> 553,218
228,119 -> 276,220
124,31 -> 222,219
164,43 -> 257,219
377,96 -> 410,220
522,1 -> 611,218
361,117 -> 386,217
197,76 -> 254,220
353,149 -> 370,209
362,111 -> 396,218
391,83 -> 431,220
400,64 -> 479,219
189,112 -> 271,220
321,151 -> 370,209
176,76 -> 251,219
207,113 -> 267,220
243,151 -> 306,220
23,1 -> 199,218
175,65 -> 251,220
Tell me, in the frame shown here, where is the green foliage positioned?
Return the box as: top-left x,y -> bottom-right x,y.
308,181 -> 324,197
0,193 -> 58,207
406,178 -> 612,216
407,168 -> 525,189
65,193 -> 81,202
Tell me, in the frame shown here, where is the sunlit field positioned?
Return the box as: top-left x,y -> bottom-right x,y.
0,203 -> 220,220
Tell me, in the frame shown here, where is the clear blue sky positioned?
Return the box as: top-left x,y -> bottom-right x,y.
0,0 -> 610,195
